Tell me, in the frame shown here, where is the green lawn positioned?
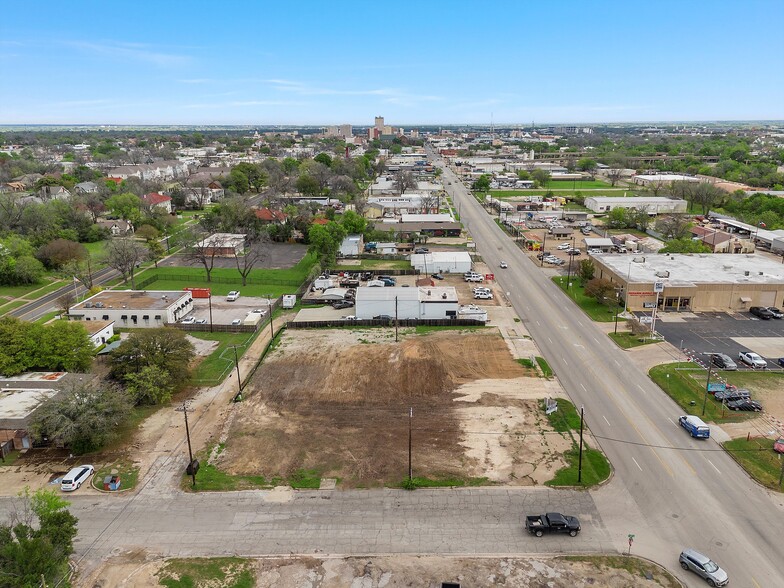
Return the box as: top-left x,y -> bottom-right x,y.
723,437 -> 783,491
158,557 -> 254,588
190,330 -> 261,387
649,363 -> 755,423
92,460 -> 139,492
402,476 -> 489,489
0,278 -> 64,300
543,398 -> 611,487
34,310 -> 61,324
608,331 -> 660,349
552,276 -> 625,323
0,300 -> 28,315
535,356 -> 553,378
82,240 -> 108,258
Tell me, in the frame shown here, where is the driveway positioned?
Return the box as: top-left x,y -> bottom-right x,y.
652,311 -> 784,368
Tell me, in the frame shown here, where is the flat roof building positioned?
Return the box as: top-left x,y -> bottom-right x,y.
592,253 -> 784,312
585,196 -> 687,214
68,290 -> 193,328
410,251 -> 472,274
355,286 -> 459,320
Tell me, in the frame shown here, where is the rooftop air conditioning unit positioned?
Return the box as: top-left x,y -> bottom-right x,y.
745,271 -> 750,276
84,302 -> 92,308
633,257 -> 646,263
655,271 -> 670,278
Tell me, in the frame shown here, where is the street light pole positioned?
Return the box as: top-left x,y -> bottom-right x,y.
231,345 -> 242,401
577,405 -> 585,484
702,364 -> 712,416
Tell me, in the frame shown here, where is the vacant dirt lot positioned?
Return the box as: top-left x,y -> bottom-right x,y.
216,328 -> 572,487
84,554 -> 681,588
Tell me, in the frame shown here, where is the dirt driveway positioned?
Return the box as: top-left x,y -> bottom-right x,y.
216,327 -> 573,487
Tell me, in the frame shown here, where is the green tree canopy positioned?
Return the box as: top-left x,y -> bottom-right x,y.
106,192 -> 142,222
659,238 -> 712,254
307,221 -> 347,266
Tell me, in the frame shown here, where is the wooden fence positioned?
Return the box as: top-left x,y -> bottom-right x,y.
286,318 -> 484,329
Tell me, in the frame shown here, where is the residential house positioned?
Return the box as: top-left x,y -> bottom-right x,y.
254,207 -> 287,224
96,219 -> 134,236
39,185 -> 71,200
142,192 -> 173,214
2,182 -> 26,193
74,181 -> 99,194
107,160 -> 191,182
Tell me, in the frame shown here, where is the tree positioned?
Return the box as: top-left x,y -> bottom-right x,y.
584,278 -> 616,304
110,328 -> 194,390
56,292 -> 75,315
606,207 -> 632,229
295,174 -> 321,197
655,215 -> 692,240
314,152 -> 333,168
106,192 -> 142,222
183,229 -> 223,282
691,182 -> 726,215
393,170 -> 417,195
62,256 -> 95,291
577,158 -> 597,179
124,364 -> 174,405
307,221 -> 346,266
29,382 -> 133,453
0,317 -> 37,376
37,321 -> 94,372
471,174 -> 491,192
339,210 -> 367,234
578,259 -> 595,284
628,206 -> 652,231
234,162 -> 267,193
35,238 -> 87,270
531,169 -> 551,188
604,156 -> 627,187
104,238 -> 147,289
0,487 -> 78,587
659,238 -> 712,254
233,236 -> 268,286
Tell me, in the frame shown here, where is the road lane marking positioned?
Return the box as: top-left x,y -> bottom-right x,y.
577,320 -> 584,327
563,357 -> 568,366
580,383 -> 587,392
707,459 -> 721,474
548,337 -> 553,344
751,576 -> 762,588
593,337 -> 600,344
614,359 -> 620,367
631,457 -> 643,471
666,417 -> 675,425
637,384 -> 647,396
603,415 -> 611,426
536,320 -> 541,326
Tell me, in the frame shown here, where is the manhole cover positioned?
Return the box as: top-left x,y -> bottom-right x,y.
671,513 -> 679,518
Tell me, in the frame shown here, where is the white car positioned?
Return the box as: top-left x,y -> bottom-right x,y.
738,351 -> 767,369
342,315 -> 358,321
226,291 -> 240,301
61,465 -> 94,492
472,287 -> 491,294
231,319 -> 242,325
499,261 -> 508,269
557,243 -> 571,250
180,316 -> 196,324
474,291 -> 494,300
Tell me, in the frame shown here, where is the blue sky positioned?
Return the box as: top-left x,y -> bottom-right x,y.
1,1 -> 782,125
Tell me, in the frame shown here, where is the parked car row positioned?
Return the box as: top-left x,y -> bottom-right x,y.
750,306 -> 784,320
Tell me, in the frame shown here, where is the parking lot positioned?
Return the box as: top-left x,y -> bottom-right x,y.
186,295 -> 275,325
653,312 -> 784,369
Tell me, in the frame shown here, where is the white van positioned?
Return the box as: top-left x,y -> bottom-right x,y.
61,464 -> 94,491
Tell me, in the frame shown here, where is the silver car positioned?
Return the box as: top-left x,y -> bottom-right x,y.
679,549 -> 728,586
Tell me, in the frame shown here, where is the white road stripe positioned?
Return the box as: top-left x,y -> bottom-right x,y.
707,459 -> 721,474
593,337 -> 600,344
614,359 -> 620,367
548,337 -> 553,344
603,415 -> 611,426
631,457 -> 643,471
563,357 -> 568,366
580,383 -> 587,392
667,417 -> 675,425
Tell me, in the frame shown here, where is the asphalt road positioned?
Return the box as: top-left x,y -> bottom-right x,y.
432,148 -> 784,587
9,266 -> 118,322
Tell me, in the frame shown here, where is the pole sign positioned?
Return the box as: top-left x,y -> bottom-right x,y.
707,382 -> 726,392
654,281 -> 665,293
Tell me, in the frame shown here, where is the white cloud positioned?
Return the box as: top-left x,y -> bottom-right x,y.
68,41 -> 191,67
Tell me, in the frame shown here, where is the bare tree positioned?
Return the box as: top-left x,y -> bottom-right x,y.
182,229 -> 223,283
419,192 -> 439,214
352,193 -> 367,217
691,182 -> 725,215
393,171 -> 417,195
63,256 -> 96,291
655,215 -> 692,239
57,292 -> 75,314
233,234 -> 269,286
644,179 -> 668,197
104,238 -> 147,289
606,167 -> 625,187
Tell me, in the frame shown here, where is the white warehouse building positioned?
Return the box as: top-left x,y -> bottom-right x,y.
68,290 -> 194,328
410,251 -> 472,274
355,286 -> 459,320
584,196 -> 687,214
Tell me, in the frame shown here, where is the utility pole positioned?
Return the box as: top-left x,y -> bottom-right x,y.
577,405 -> 585,483
395,296 -> 399,342
702,363 -> 712,416
231,345 -> 242,401
540,232 -> 547,266
268,294 -> 274,340
179,402 -> 196,488
408,407 -> 413,482
208,293 -> 213,333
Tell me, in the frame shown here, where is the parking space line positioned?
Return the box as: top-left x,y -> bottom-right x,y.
631,457 -> 643,471
603,415 -> 611,426
580,383 -> 587,392
706,459 -> 721,475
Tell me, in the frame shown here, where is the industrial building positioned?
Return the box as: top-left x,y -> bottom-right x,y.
410,251 -> 472,274
584,196 -> 687,214
591,253 -> 784,312
68,290 -> 194,327
355,286 -> 459,320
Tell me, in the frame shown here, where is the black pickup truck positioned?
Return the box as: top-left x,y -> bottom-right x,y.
525,512 -> 581,537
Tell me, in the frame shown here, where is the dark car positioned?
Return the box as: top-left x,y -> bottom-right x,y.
750,306 -> 775,320
714,389 -> 751,402
414,247 -> 429,254
766,307 -> 784,319
333,300 -> 354,309
431,273 -> 445,280
711,353 -> 737,371
779,357 -> 784,368
373,314 -> 393,321
727,399 -> 762,412
567,249 -> 581,256
536,252 -> 549,260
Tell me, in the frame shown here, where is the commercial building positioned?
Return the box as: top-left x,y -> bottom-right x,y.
591,253 -> 784,312
196,233 -> 246,256
83,320 -> 115,347
68,290 -> 194,327
0,372 -> 70,451
355,286 -> 459,320
339,234 -> 364,257
584,196 -> 687,214
410,251 -> 472,274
